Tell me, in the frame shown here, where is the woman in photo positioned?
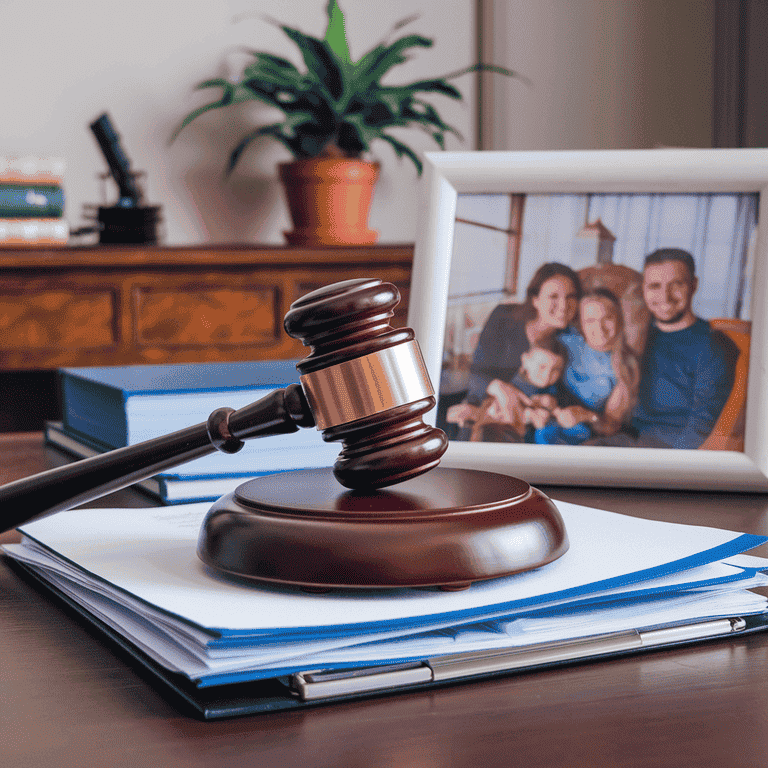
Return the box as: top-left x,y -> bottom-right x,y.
446,262 -> 582,440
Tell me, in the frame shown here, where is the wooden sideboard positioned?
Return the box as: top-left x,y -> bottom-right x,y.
0,243 -> 414,369
0,243 -> 414,430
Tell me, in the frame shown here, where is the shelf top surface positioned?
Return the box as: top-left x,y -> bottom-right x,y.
0,243 -> 414,269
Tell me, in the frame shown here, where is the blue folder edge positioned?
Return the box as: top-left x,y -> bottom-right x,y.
8,557 -> 768,721
17,530 -> 768,645
197,563 -> 766,657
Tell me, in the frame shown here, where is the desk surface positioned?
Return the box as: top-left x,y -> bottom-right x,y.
3,433 -> 768,768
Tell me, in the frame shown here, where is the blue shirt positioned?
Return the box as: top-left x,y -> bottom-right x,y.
559,331 -> 616,412
632,318 -> 735,449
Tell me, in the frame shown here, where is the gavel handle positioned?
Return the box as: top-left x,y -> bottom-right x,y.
0,384 -> 314,533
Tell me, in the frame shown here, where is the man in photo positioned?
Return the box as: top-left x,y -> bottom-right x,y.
627,248 -> 736,449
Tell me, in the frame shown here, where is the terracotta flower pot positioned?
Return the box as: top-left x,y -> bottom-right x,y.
279,157 -> 379,246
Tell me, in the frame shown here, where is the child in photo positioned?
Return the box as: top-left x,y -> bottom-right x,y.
535,288 -> 640,445
471,336 -> 568,442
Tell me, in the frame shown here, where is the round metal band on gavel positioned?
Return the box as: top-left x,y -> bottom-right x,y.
300,340 -> 435,430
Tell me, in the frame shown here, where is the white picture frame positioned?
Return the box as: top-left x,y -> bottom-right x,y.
408,148 -> 768,491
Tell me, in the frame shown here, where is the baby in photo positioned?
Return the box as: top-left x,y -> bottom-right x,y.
471,336 -> 567,442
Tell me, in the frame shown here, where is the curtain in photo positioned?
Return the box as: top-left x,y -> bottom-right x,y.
516,193 -> 757,320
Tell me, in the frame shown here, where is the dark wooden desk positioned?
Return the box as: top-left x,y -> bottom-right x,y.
3,433 -> 768,767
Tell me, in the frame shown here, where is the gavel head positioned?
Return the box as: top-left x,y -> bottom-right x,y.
283,278 -> 448,490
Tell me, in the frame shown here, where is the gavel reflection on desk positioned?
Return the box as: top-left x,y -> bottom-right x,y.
0,279 -> 568,590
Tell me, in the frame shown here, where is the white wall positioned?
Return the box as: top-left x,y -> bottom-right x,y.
481,0 -> 714,151
1,1 -> 717,245
0,0 -> 476,244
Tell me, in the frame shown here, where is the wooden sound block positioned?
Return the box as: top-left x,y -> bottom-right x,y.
197,467 -> 569,590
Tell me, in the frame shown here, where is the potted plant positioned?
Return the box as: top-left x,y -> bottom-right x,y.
173,0 -> 520,246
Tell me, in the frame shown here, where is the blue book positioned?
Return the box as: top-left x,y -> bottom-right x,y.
0,183 -> 64,217
59,361 -> 340,474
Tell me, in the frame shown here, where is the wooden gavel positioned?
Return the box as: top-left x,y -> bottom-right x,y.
0,279 -> 449,532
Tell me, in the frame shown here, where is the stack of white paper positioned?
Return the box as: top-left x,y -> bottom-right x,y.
3,501 -> 767,689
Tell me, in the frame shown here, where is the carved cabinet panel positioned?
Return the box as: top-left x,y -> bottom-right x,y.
0,244 -> 414,370
0,289 -> 115,350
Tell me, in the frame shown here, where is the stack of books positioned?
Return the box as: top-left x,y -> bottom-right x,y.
3,499 -> 767,718
0,156 -> 68,245
45,360 -> 341,504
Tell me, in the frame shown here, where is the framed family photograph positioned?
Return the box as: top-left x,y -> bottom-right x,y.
408,148 -> 768,491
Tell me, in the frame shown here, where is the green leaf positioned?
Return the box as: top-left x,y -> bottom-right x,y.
170,80 -> 239,142
352,34 -> 433,91
241,82 -> 339,138
379,133 -> 423,175
323,0 -> 350,64
241,71 -> 301,93
404,98 -> 461,137
281,25 -> 344,102
355,101 -> 401,128
247,51 -> 297,69
242,51 -> 300,71
336,122 -> 369,155
243,54 -> 304,87
431,131 -> 445,150
354,13 -> 419,79
228,126 -> 271,174
338,114 -> 387,152
283,110 -> 320,129
366,92 -> 461,150
296,129 -> 335,157
373,88 -> 408,115
226,122 -> 331,176
390,79 -> 463,99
